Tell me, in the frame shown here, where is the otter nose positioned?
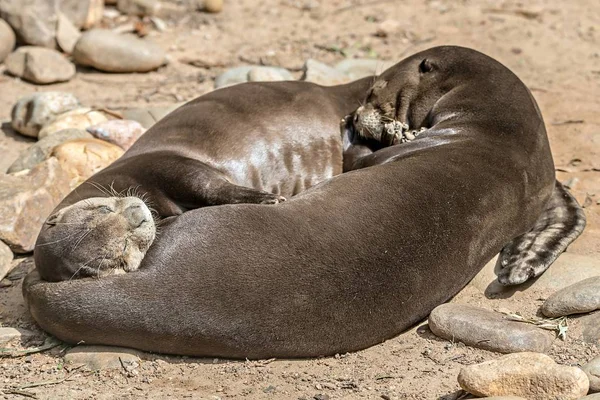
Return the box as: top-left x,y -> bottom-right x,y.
123,205 -> 149,228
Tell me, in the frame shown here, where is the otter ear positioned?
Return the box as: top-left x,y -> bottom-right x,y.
419,59 -> 435,73
45,213 -> 59,226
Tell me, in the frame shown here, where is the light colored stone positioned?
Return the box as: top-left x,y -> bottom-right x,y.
301,59 -> 351,86
202,0 -> 222,13
61,0 -> 104,29
581,312 -> 600,345
0,158 -> 71,252
479,397 -> 527,400
7,129 -> 92,173
121,103 -> 183,128
0,18 -> 16,62
5,46 -> 76,84
375,19 -> 401,37
38,108 -> 109,139
11,92 -> 81,138
0,0 -> 59,48
541,276 -> 600,317
334,58 -> 395,80
469,253 -> 600,297
87,119 -> 145,150
64,345 -> 142,370
117,0 -> 161,16
428,304 -> 554,353
51,138 -> 124,186
0,241 -> 12,281
73,29 -> 167,73
0,327 -> 35,345
458,352 -> 589,400
214,66 -> 293,89
582,355 -> 600,393
56,12 -> 81,54
247,67 -> 289,83
581,394 -> 600,399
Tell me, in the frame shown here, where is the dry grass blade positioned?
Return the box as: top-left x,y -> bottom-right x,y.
500,310 -> 568,340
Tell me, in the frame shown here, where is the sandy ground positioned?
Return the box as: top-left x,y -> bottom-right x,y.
1,0 -> 599,399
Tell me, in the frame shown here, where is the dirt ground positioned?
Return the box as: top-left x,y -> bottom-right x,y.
1,0 -> 599,399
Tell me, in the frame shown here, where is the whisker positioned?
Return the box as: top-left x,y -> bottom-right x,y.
36,229 -> 86,247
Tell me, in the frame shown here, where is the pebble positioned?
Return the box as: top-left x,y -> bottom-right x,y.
581,394 -> 600,399
334,58 -> 395,80
56,12 -> 81,54
0,158 -> 71,252
0,18 -> 16,63
202,0 -> 223,13
87,120 -> 146,150
470,253 -> 600,296
301,59 -> 351,86
541,276 -> 600,317
0,327 -> 35,345
73,29 -> 167,73
51,138 -> 124,186
38,108 -> 109,139
0,0 -> 58,47
582,355 -> 600,393
375,19 -> 401,38
0,241 -> 12,281
5,46 -> 76,84
247,67 -> 290,83
214,66 -> 293,89
121,103 -> 184,128
7,129 -> 92,174
117,0 -> 161,16
581,312 -> 600,345
64,345 -> 142,370
11,92 -> 81,138
62,0 -> 105,29
428,304 -> 554,353
458,352 -> 589,400
478,397 -> 527,400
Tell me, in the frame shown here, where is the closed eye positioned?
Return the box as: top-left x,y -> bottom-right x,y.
98,206 -> 114,213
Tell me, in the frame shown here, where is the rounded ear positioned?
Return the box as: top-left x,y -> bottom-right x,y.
419,59 -> 435,73
45,212 -> 59,226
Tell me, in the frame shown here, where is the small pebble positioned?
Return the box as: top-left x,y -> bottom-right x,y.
5,46 -> 76,84
0,18 -> 16,62
541,276 -> 600,317
0,242 -> 13,281
87,119 -> 146,150
11,92 -> 81,138
56,12 -> 81,54
64,345 -> 142,370
202,0 -> 223,13
301,59 -> 351,86
582,355 -> 600,393
214,66 -> 293,89
0,327 -> 35,345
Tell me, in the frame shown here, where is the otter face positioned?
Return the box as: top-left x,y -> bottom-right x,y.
34,197 -> 156,281
353,53 -> 449,145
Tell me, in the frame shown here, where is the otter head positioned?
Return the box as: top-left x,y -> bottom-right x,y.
353,46 -> 464,144
34,196 -> 156,282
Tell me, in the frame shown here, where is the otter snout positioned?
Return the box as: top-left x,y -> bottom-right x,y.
123,203 -> 152,228
353,105 -> 385,141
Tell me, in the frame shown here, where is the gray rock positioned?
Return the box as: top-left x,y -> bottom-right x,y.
301,59 -> 351,86
582,355 -> 600,393
428,304 -> 554,353
8,129 -> 91,173
0,157 -> 71,253
247,67 -> 290,83
0,18 -> 15,62
0,241 -> 12,281
581,312 -> 600,345
56,12 -> 80,53
470,253 -> 600,297
458,352 -> 589,400
11,91 -> 81,138
5,46 -> 76,84
334,58 -> 395,80
121,103 -> 184,128
0,327 -> 36,345
0,0 -> 59,48
73,29 -> 167,73
64,345 -> 142,370
541,276 -> 600,317
117,0 -> 161,16
214,66 -> 293,89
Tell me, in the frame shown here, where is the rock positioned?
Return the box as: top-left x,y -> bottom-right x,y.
5,46 -> 76,84
7,129 -> 92,173
56,12 -> 80,53
375,19 -> 401,38
38,108 -> 109,139
214,66 -> 293,89
0,0 -> 59,48
541,276 -> 600,317
11,92 -> 81,138
469,253 -> 600,297
60,0 -> 104,29
0,158 -> 71,253
458,352 -> 589,400
428,304 -> 554,353
0,327 -> 36,345
51,138 -> 124,185
202,0 -> 223,13
582,355 -> 600,393
64,345 -> 142,370
73,29 -> 167,73
581,312 -> 600,345
301,59 -> 351,86
0,241 -> 12,281
247,67 -> 290,83
117,0 -> 161,16
87,120 -> 145,150
121,103 -> 183,128
581,394 -> 600,399
0,18 -> 16,63
478,397 -> 527,400
334,58 -> 395,80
